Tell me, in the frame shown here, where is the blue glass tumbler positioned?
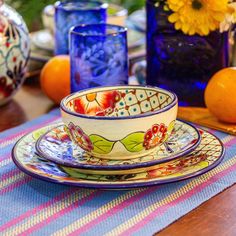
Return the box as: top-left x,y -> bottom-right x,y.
70,24 -> 129,92
55,0 -> 107,55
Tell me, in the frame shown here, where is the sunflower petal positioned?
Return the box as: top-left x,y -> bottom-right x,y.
169,13 -> 179,23
167,0 -> 228,36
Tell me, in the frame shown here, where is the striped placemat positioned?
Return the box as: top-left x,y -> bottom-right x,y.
0,109 -> 236,235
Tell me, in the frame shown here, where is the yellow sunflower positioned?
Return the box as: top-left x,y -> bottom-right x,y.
167,0 -> 228,36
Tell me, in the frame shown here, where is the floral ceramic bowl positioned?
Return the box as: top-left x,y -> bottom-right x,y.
60,86 -> 178,160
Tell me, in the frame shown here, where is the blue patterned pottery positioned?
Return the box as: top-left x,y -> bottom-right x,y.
12,125 -> 225,189
70,24 -> 129,92
0,2 -> 30,106
61,85 -> 178,160
35,120 -> 201,175
55,0 -> 107,55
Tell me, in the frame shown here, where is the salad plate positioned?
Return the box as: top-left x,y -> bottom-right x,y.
12,125 -> 224,189
35,120 -> 201,173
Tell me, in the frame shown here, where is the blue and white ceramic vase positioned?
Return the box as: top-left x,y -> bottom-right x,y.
146,0 -> 229,107
0,1 -> 30,106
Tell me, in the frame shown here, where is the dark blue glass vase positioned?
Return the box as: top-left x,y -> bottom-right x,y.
70,24 -> 129,92
146,0 -> 229,106
55,0 -> 107,55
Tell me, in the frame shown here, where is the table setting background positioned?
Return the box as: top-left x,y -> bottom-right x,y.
1,0 -> 236,235
0,109 -> 236,235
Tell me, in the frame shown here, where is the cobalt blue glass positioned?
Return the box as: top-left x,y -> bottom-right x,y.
55,0 -> 107,55
70,24 -> 129,92
146,0 -> 229,106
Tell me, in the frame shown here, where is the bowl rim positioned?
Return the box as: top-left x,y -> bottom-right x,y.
60,85 -> 178,120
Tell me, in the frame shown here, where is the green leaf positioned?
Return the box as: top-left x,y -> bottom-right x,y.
61,167 -> 88,179
120,132 -> 145,152
32,129 -> 46,140
89,135 -> 115,154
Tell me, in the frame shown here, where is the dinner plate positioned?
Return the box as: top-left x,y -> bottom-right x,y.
12,126 -> 224,189
35,120 -> 201,174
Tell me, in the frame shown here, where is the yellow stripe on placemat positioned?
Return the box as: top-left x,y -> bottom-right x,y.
2,132 -> 231,235
52,155 -> 234,236
52,189 -> 145,236
106,157 -> 236,236
3,190 -> 96,236
0,172 -> 26,190
0,158 -> 12,168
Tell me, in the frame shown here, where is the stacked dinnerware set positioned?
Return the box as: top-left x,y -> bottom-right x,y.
12,85 -> 225,190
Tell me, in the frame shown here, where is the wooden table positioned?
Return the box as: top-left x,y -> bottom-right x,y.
1,81 -> 236,236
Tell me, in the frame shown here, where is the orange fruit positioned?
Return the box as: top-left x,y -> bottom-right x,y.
40,55 -> 70,104
204,67 -> 236,123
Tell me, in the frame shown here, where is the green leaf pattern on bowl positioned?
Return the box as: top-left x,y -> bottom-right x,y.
120,132 -> 145,152
89,134 -> 115,154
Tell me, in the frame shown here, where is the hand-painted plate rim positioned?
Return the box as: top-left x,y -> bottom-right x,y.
11,128 -> 225,189
35,120 -> 201,170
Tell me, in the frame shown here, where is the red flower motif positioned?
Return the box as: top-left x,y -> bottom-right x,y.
73,91 -> 121,116
65,123 -> 93,152
143,124 -> 168,150
0,76 -> 14,98
179,154 -> 207,167
52,128 -> 71,142
148,164 -> 182,178
0,18 -> 6,33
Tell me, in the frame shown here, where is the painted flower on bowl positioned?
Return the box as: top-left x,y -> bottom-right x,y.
73,90 -> 121,116
143,124 -> 168,150
65,123 -> 93,152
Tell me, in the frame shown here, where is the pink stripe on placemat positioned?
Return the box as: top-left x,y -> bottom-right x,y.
20,191 -> 101,236
68,187 -> 159,236
0,188 -> 75,232
0,116 -> 60,146
120,161 -> 236,236
225,137 -> 236,147
1,168 -> 20,181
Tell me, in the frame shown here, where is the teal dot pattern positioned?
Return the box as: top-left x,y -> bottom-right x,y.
109,88 -> 172,117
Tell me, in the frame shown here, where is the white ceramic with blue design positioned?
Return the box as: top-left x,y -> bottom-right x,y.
0,3 -> 30,106
35,120 -> 201,175
12,125 -> 225,189
60,85 -> 178,160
